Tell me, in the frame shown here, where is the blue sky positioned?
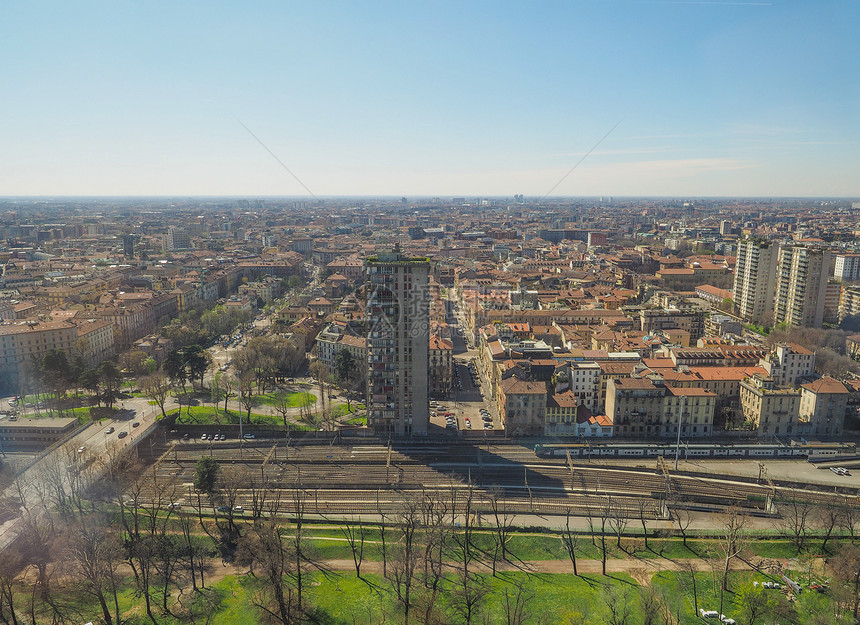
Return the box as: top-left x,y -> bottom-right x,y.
1,1 -> 858,197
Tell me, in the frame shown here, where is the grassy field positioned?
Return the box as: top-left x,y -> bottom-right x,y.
256,390 -> 317,408
294,525 -> 824,562
165,406 -> 312,428
331,402 -> 365,418
22,569 -> 643,625
9,512 -> 852,625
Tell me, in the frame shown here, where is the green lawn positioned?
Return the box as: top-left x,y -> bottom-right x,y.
331,402 -> 365,418
303,571 -> 643,625
256,390 -> 317,408
652,569 -> 757,625
165,406 -> 315,429
295,526 -> 833,563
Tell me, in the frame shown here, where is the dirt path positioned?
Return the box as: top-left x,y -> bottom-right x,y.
200,554 -> 779,586
317,556 -> 768,576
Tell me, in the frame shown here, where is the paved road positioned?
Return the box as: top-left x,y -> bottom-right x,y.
0,394 -> 163,549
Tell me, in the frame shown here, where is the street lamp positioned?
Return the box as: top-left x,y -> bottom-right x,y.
674,397 -> 687,471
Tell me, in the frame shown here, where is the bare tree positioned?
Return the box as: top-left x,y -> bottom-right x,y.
561,508 -> 581,576
240,516 -> 299,624
489,487 -> 515,574
377,489 -> 389,579
237,371 -> 257,425
603,584 -> 635,625
272,389 -> 294,430
638,585 -> 670,625
174,587 -> 222,625
779,498 -> 814,553
17,511 -> 57,602
177,512 -> 206,591
502,578 -> 535,625
417,492 -> 450,625
607,499 -> 629,550
829,542 -> 860,621
678,558 -> 700,616
65,515 -> 123,625
674,506 -> 694,550
815,506 -> 844,553
221,373 -> 237,416
0,548 -> 25,625
141,371 -> 172,419
637,498 -> 652,551
449,565 -> 489,625
598,499 -> 610,575
341,517 -> 369,586
389,494 -> 422,625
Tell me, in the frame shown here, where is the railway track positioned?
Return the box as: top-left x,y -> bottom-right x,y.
132,440 -> 860,519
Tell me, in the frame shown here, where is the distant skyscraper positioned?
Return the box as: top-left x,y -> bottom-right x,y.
365,248 -> 430,436
834,253 -> 860,282
162,227 -> 191,252
121,234 -> 137,258
732,239 -> 781,323
773,246 -> 835,328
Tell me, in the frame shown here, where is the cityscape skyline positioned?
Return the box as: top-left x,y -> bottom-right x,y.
2,1 -> 858,197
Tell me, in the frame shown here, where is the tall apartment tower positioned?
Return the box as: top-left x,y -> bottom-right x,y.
162,227 -> 191,252
732,239 -> 781,323
834,253 -> 860,282
773,246 -> 835,328
365,249 -> 430,436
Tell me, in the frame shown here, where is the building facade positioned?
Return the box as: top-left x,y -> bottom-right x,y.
834,253 -> 860,282
799,377 -> 849,438
365,250 -> 431,436
733,239 -> 780,323
739,374 -> 802,436
773,246 -> 834,328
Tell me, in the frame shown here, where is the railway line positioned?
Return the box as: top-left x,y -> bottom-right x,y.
127,439 -> 860,521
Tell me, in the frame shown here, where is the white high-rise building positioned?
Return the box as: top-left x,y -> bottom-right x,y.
365,249 -> 430,436
834,253 -> 860,282
732,239 -> 781,323
773,246 -> 834,328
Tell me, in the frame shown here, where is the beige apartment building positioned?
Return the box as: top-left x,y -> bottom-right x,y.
499,376 -> 547,436
739,374 -> 802,436
76,319 -> 115,367
799,377 -> 850,437
773,246 -> 835,328
606,377 -> 665,438
733,239 -> 781,323
758,343 -> 815,387
0,320 -> 78,392
429,335 -> 453,398
607,377 -> 716,439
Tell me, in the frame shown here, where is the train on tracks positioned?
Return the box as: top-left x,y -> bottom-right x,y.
534,441 -> 857,460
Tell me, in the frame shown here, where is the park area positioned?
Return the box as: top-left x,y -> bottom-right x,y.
2,444 -> 858,625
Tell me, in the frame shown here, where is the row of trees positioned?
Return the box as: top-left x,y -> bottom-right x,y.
25,350 -> 125,411
161,306 -> 252,352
